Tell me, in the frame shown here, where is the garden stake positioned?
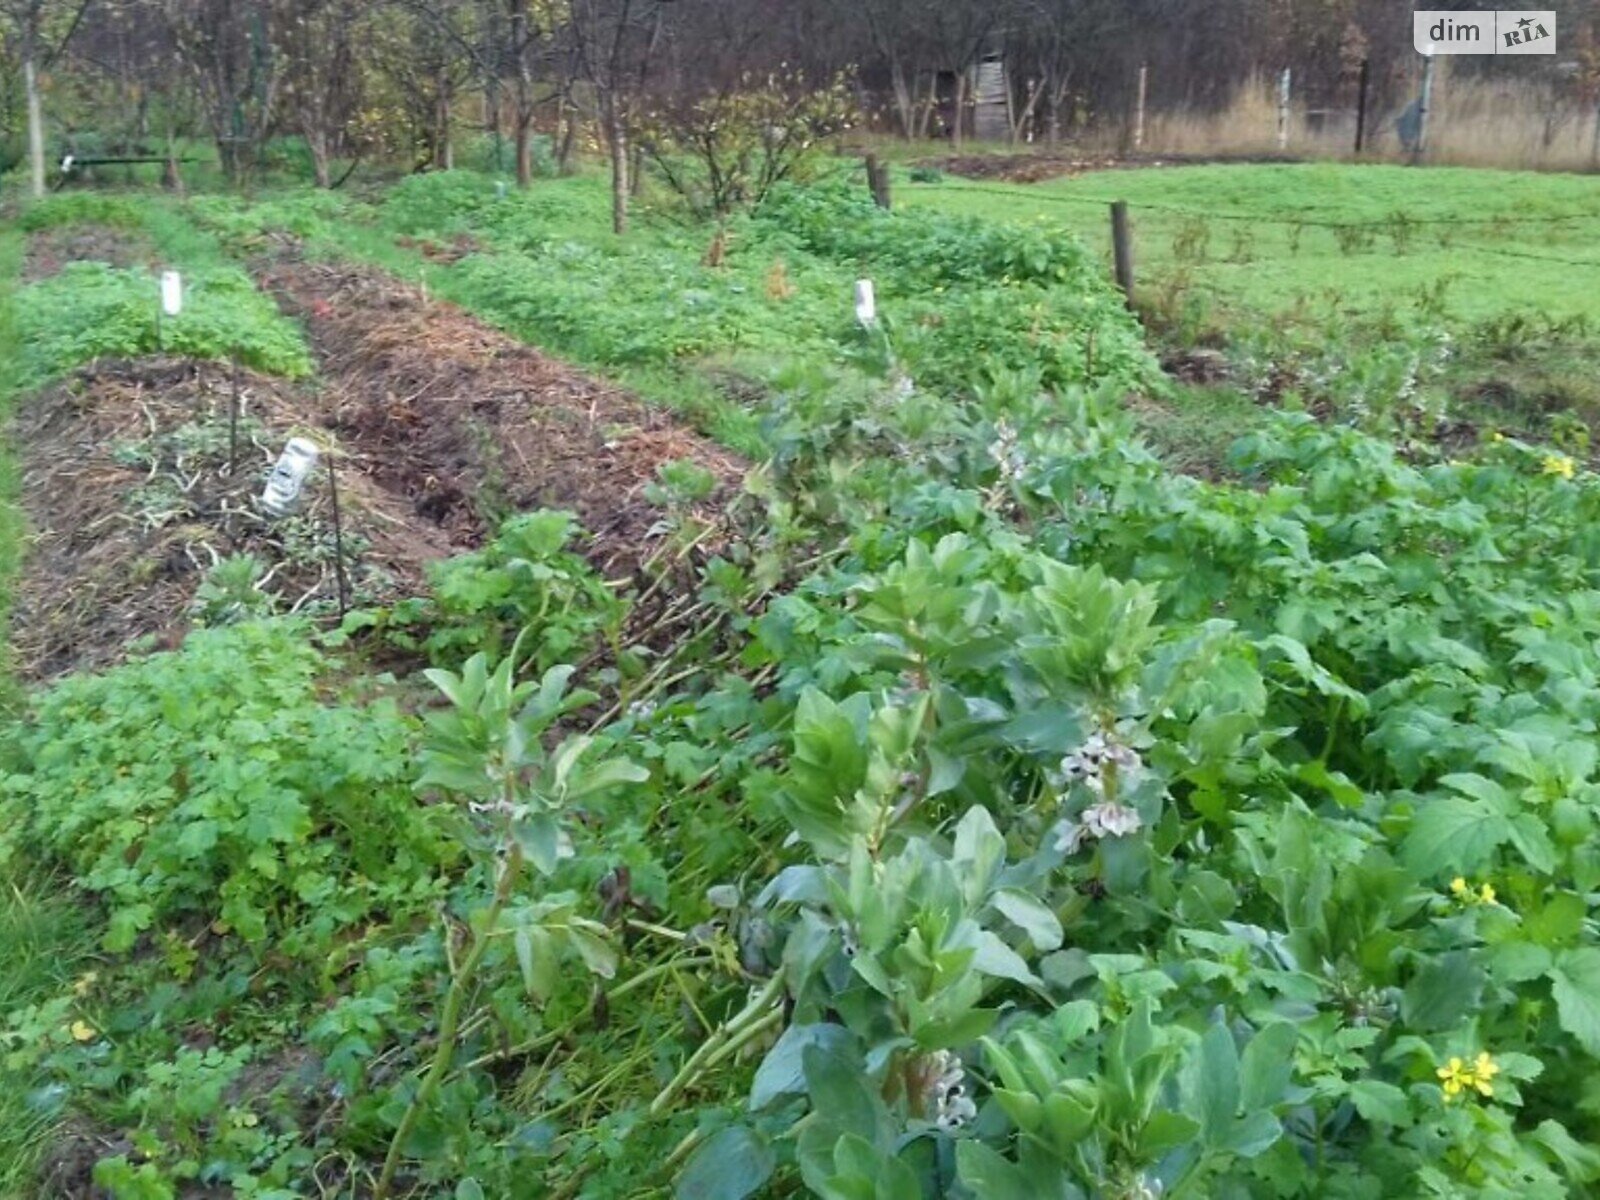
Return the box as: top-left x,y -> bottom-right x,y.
327,448 -> 349,619
228,355 -> 240,475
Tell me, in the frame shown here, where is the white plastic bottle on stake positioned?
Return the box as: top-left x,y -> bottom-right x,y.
260,438 -> 321,517
156,270 -> 183,352
854,279 -> 877,328
160,271 -> 183,317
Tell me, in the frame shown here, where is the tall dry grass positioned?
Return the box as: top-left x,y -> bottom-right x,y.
1097,67 -> 1600,172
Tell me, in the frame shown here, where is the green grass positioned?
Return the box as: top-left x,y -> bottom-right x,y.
906,162 -> 1600,325
0,869 -> 100,1192
0,226 -> 27,694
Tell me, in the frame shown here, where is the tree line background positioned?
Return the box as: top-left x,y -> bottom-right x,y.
2,0 -> 1597,219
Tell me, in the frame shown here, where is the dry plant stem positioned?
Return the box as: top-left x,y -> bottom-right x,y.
459,954 -> 716,1074
374,834 -> 526,1200
647,968 -> 786,1118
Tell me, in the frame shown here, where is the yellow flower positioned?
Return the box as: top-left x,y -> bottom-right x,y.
71,971 -> 97,998
1472,1051 -> 1500,1096
69,1020 -> 97,1043
1437,1056 -> 1469,1096
1436,1050 -> 1499,1100
1491,431 -> 1505,443
1449,877 -> 1497,906
1542,454 -> 1576,480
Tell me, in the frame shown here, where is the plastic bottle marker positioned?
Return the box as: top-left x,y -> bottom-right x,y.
260,438 -> 321,517
160,271 -> 184,318
854,279 -> 876,327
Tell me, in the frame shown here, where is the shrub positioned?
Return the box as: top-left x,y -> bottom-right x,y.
641,72 -> 857,217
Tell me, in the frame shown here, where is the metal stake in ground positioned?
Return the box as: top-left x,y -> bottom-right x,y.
1110,201 -> 1135,306
327,447 -> 349,620
228,355 -> 241,475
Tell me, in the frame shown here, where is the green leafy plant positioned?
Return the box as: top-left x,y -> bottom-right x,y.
190,553 -> 275,626
374,646 -> 647,1198
0,621 -> 443,953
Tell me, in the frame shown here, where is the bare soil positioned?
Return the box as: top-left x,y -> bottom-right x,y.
255,255 -> 743,578
8,357 -> 459,683
924,149 -> 1302,184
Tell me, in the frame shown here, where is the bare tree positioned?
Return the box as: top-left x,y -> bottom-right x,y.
377,0 -> 478,170
160,0 -> 282,185
858,0 -> 938,138
1,0 -> 92,196
569,0 -> 670,234
277,0 -> 375,187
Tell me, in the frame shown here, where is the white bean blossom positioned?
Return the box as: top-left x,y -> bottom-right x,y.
916,1049 -> 977,1131
1058,731 -> 1141,786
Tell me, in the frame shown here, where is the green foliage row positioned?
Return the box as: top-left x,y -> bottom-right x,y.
13,262 -> 312,385
641,365 -> 1600,1199
197,171 -> 1159,401
356,509 -> 625,669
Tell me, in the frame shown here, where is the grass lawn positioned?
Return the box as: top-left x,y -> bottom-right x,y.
904,162 -> 1600,326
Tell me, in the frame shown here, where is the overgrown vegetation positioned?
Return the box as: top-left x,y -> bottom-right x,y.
4,161 -> 1600,1200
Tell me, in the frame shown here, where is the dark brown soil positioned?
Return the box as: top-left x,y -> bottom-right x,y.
22,224 -> 156,282
9,248 -> 743,683
255,256 -> 744,578
394,232 -> 480,265
9,357 -> 461,683
34,1115 -> 130,1199
924,149 -> 1303,184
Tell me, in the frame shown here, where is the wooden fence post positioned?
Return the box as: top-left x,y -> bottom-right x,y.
865,154 -> 892,209
1354,58 -> 1370,155
1110,201 -> 1134,305
1414,53 -> 1436,164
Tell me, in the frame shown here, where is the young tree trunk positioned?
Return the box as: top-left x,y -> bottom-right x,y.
23,30 -> 46,198
556,89 -> 576,174
434,86 -> 454,169
1011,79 -> 1042,144
306,128 -> 332,188
515,117 -> 533,187
952,68 -> 968,149
608,116 -> 629,234
510,0 -> 531,186
163,99 -> 183,192
889,61 -> 914,138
